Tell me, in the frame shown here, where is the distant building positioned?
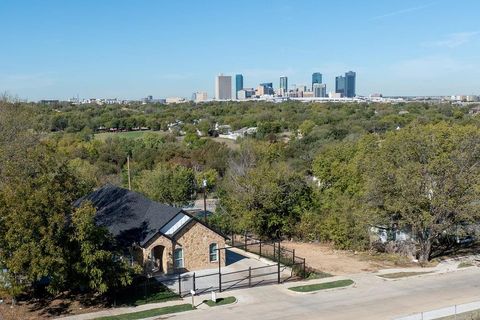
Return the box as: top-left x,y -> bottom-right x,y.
345,71 -> 356,98
238,88 -> 255,100
215,74 -> 232,100
335,75 -> 345,96
303,91 -> 314,98
255,85 -> 266,96
257,83 -> 274,95
194,92 -> 208,102
261,83 -> 274,95
313,83 -> 327,97
40,99 -> 60,105
329,92 -> 343,99
235,74 -> 244,99
166,97 -> 186,104
312,72 -> 322,90
279,76 -> 288,95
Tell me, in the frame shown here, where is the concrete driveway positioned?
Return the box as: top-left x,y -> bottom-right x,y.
156,247 -> 292,296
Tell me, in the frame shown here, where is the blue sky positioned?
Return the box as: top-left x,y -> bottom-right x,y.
1,0 -> 479,100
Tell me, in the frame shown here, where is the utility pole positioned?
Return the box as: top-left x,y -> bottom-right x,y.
202,179 -> 207,223
127,155 -> 132,190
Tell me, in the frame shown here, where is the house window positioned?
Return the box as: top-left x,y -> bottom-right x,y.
209,243 -> 218,262
174,248 -> 184,268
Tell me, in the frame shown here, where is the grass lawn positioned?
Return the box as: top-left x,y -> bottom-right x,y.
94,131 -> 165,141
203,296 -> 236,307
378,271 -> 433,279
458,261 -> 475,268
94,304 -> 194,320
114,279 -> 180,306
288,279 -> 354,293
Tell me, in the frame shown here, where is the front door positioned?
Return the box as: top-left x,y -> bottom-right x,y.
152,245 -> 165,273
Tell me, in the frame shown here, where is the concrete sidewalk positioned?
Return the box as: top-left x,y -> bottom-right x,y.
57,298 -> 191,320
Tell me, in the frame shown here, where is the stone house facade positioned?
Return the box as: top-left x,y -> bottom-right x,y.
143,221 -> 226,274
76,184 -> 227,275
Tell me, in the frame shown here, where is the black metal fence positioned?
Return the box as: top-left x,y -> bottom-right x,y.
229,233 -> 307,276
151,234 -> 306,297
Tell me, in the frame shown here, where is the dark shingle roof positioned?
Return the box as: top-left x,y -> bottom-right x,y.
75,184 -> 182,247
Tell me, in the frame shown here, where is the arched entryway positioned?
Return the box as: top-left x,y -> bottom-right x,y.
151,245 -> 165,273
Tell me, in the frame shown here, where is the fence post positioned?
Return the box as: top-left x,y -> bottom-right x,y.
178,273 -> 181,297
144,279 -> 147,298
273,241 -> 276,258
259,241 -> 262,257
292,249 -> 296,266
277,242 -> 281,284
218,249 -> 222,292
244,232 -> 247,251
193,272 -> 196,292
303,258 -> 306,277
249,267 -> 252,287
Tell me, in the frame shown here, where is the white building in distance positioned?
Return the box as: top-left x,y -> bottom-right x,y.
194,92 -> 208,102
215,74 -> 232,100
166,97 -> 186,104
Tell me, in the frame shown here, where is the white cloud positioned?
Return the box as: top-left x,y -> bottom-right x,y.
424,31 -> 480,48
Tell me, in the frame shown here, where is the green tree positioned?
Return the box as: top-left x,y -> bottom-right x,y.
0,147 -> 90,294
195,168 -> 219,193
135,164 -> 195,206
366,123 -> 480,262
311,138 -> 373,249
0,102 -> 138,299
298,119 -> 316,136
197,119 -> 212,136
69,203 -> 136,293
220,162 -> 312,238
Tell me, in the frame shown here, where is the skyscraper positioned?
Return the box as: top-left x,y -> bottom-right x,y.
259,83 -> 274,95
313,83 -> 327,97
312,72 -> 322,90
215,74 -> 232,100
345,71 -> 356,98
335,75 -> 345,96
280,76 -> 288,95
235,74 -> 244,99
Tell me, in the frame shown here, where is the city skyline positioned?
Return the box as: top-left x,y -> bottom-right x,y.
1,0 -> 480,100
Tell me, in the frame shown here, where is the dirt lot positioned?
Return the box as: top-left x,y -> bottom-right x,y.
0,294 -> 105,320
281,241 -> 415,275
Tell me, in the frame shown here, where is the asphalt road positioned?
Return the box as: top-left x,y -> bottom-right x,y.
169,268 -> 480,320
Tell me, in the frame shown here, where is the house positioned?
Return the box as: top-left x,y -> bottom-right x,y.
370,225 -> 412,243
75,184 -> 227,275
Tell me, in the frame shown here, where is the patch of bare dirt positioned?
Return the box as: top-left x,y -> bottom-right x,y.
282,241 -> 416,275
0,294 -> 106,320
